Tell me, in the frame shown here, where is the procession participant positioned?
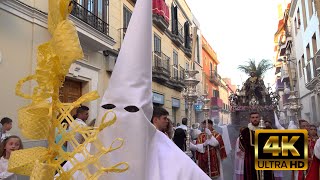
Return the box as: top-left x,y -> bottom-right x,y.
92,0 -> 211,178
305,136 -> 320,180
194,119 -> 227,180
297,120 -> 311,180
234,127 -> 245,180
239,112 -> 274,180
173,118 -> 188,151
307,125 -> 318,172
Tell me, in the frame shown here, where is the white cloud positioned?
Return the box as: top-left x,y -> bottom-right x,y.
186,0 -> 279,87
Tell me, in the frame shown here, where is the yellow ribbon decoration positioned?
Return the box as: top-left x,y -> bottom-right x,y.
10,0 -> 128,179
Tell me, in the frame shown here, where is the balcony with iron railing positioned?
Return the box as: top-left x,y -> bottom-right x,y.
209,70 -> 221,86
152,52 -> 170,83
305,61 -> 312,83
152,0 -> 170,31
305,54 -> 320,90
71,1 -> 109,35
179,66 -> 185,81
168,65 -> 185,91
211,97 -> 223,110
170,20 -> 184,47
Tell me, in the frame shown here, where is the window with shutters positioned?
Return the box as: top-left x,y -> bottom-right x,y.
196,35 -> 200,64
171,4 -> 178,35
123,6 -> 132,37
173,50 -> 179,79
154,34 -> 161,54
184,22 -> 190,49
213,90 -> 219,98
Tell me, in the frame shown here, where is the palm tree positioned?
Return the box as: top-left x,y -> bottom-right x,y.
237,59 -> 273,78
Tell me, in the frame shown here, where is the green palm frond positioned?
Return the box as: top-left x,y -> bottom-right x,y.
237,59 -> 272,78
256,59 -> 273,77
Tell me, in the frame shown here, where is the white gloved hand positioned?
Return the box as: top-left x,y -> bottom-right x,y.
204,128 -> 211,136
204,136 -> 219,147
189,142 -> 197,151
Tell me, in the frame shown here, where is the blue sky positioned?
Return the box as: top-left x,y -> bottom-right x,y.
186,0 -> 279,87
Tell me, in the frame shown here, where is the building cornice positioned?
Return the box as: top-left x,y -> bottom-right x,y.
202,43 -> 219,64
0,0 -> 47,27
75,60 -> 101,71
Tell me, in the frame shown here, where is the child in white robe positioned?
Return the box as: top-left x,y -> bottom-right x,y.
234,128 -> 245,180
0,136 -> 23,180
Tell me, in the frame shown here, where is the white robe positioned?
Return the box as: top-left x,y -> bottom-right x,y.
62,132 -> 211,180
190,133 -> 224,180
66,118 -> 87,152
233,137 -> 244,180
220,125 -> 231,155
0,157 -> 17,180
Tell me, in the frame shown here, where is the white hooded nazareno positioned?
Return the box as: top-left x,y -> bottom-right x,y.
93,0 -> 211,179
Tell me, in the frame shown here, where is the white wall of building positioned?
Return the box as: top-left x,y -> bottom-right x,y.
0,1 -> 113,144
290,0 -> 320,122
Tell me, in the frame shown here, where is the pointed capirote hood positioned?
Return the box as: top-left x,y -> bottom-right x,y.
94,0 -> 211,179
101,0 -> 152,119
288,120 -> 298,129
274,111 -> 285,129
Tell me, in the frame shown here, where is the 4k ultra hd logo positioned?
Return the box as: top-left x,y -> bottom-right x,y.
255,130 -> 308,170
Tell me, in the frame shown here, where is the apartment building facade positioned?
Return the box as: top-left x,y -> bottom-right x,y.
201,36 -> 219,123
0,0 -> 203,139
274,1 -> 296,124
201,36 -> 234,125
288,0 -> 320,123
149,0 -> 202,124
0,0 -> 119,146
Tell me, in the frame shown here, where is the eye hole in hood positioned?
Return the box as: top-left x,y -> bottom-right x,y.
124,106 -> 139,113
102,104 -> 116,110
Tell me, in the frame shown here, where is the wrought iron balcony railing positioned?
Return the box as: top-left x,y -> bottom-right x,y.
172,65 -> 179,80
171,20 -> 184,38
152,52 -> 170,76
179,66 -> 185,81
305,59 -> 314,83
71,1 -> 109,35
171,65 -> 185,82
312,54 -> 320,76
209,70 -> 220,85
305,54 -> 320,90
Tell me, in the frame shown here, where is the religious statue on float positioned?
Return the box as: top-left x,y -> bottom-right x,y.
238,59 -> 272,106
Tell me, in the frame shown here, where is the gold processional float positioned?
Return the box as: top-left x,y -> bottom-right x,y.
8,0 -> 128,179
